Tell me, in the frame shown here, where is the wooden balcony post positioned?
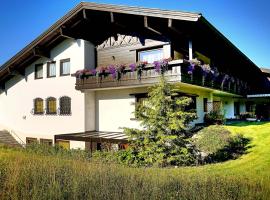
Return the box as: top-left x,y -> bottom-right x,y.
188,40 -> 193,60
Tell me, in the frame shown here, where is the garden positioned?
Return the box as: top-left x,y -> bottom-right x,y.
0,75 -> 269,199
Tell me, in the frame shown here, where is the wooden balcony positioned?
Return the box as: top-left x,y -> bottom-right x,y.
75,64 -> 181,90
75,61 -> 249,96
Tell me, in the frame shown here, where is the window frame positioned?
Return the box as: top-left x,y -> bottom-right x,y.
33,98 -> 44,115
137,47 -> 164,63
46,97 -> 57,115
134,93 -> 148,119
47,61 -> 56,78
26,137 -> 38,145
59,96 -> 71,115
60,58 -> 71,76
40,138 -> 53,146
35,63 -> 43,79
56,140 -> 70,150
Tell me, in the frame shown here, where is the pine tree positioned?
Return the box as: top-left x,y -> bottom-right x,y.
123,76 -> 197,167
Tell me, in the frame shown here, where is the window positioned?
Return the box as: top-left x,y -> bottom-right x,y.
35,64 -> 43,79
46,97 -> 57,114
173,95 -> 197,111
34,98 -> 44,114
47,61 -> 56,78
203,98 -> 208,112
26,137 -> 38,145
134,93 -> 148,119
59,96 -> 71,115
56,140 -> 70,149
138,48 -> 163,63
60,58 -> 70,76
40,138 -> 53,146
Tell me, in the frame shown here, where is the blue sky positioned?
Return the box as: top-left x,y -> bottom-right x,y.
0,0 -> 269,67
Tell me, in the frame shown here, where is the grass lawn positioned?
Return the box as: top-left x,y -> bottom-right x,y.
0,122 -> 269,199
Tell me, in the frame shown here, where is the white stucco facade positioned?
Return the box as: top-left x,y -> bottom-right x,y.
0,39 -> 95,148
0,38 -> 247,149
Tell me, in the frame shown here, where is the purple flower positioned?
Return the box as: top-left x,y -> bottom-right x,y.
187,64 -> 195,75
108,65 -> 117,79
153,61 -> 161,72
91,69 -> 96,75
129,63 -> 136,72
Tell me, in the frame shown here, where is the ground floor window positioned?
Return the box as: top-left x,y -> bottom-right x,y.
59,96 -> 71,115
56,140 -> 70,149
40,139 -> 53,146
46,97 -> 57,115
26,137 -> 38,145
34,98 -> 44,114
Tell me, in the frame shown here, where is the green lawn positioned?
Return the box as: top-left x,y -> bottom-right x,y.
0,122 -> 269,200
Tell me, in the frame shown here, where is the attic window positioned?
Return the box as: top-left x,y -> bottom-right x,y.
35,64 -> 43,79
47,61 -> 56,78
60,59 -> 70,76
138,48 -> 163,63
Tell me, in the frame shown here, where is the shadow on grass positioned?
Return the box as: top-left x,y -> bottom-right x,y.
204,135 -> 253,164
226,121 -> 269,127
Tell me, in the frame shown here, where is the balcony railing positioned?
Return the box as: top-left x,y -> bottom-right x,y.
75,61 -> 249,95
180,65 -> 250,95
75,62 -> 181,90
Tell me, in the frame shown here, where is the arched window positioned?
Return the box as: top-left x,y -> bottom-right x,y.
46,97 -> 57,114
59,96 -> 71,115
34,98 -> 44,114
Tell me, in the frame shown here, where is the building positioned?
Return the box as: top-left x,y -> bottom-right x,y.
0,2 -> 269,150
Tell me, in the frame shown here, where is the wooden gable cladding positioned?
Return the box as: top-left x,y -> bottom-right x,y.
97,34 -> 140,49
96,33 -> 169,66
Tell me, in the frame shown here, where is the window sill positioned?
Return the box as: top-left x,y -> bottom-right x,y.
47,76 -> 56,78
60,74 -> 70,77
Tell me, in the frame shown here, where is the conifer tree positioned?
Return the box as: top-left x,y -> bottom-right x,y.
123,76 -> 197,167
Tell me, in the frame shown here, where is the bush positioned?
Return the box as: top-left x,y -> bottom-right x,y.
192,125 -> 249,163
204,110 -> 226,125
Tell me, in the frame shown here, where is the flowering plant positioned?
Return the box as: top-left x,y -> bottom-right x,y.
75,69 -> 96,78
129,63 -> 136,72
153,58 -> 171,74
201,64 -> 211,76
136,61 -> 148,80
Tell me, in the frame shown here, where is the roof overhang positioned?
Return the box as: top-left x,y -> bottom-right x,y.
0,2 -> 269,94
247,94 -> 270,98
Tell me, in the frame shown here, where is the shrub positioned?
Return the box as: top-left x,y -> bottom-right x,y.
193,125 -> 231,155
192,125 -> 249,163
204,110 -> 226,125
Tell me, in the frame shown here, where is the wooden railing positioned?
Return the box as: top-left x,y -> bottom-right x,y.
180,65 -> 250,96
75,64 -> 181,90
75,62 -> 249,96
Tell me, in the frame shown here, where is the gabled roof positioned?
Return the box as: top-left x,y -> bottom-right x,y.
0,2 -> 269,93
0,2 -> 201,75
